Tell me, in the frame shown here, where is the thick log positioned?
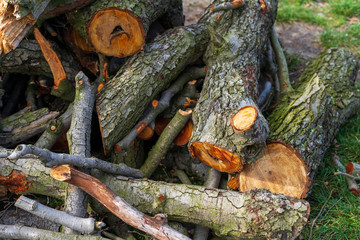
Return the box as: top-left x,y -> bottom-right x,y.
237,48 -> 360,199
188,0 -> 277,173
96,24 -> 209,153
67,0 -> 176,57
0,107 -> 59,147
0,156 -> 309,239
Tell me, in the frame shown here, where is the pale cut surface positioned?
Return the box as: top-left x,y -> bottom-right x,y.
238,142 -> 308,198
88,8 -> 145,57
230,106 -> 257,132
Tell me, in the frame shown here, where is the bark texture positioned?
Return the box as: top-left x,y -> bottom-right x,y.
189,0 -> 278,172
238,48 -> 360,198
67,0 -> 175,57
96,24 -> 209,153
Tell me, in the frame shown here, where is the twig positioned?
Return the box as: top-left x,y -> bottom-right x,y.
140,109 -> 193,178
270,27 -> 292,93
8,144 -> 142,178
115,67 -> 205,151
50,165 -> 191,240
101,231 -> 125,240
15,195 -> 104,234
258,80 -> 272,108
331,154 -> 360,194
174,169 -> 192,185
0,224 -> 108,240
266,41 -> 280,101
211,0 -> 243,12
35,103 -> 73,149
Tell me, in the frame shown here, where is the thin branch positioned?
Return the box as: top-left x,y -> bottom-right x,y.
270,27 -> 293,93
0,224 -> 108,240
140,109 -> 193,178
115,67 -> 205,151
50,165 -> 191,240
331,154 -> 360,193
15,195 -> 105,234
7,144 -> 142,178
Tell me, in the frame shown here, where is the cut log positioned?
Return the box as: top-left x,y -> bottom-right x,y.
96,24 -> 209,153
67,0 -> 179,57
237,48 -> 360,198
0,107 -> 59,147
188,0 -> 277,173
0,156 -> 309,240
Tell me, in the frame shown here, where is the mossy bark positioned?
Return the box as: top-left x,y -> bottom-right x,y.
96,24 -> 209,153
269,48 -> 360,185
189,0 -> 278,166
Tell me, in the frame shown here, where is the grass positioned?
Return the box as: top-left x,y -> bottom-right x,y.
277,0 -> 360,57
300,113 -> 360,239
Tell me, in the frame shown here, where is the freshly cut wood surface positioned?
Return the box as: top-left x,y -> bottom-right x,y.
230,106 -> 257,132
239,143 -> 308,198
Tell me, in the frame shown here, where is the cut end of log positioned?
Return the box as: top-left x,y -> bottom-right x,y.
0,170 -> 31,194
33,28 -> 67,90
87,8 -> 145,57
189,142 -> 243,173
71,27 -> 94,52
173,119 -> 193,146
227,173 -> 239,190
230,106 -> 257,132
238,142 -> 309,199
50,165 -> 72,181
137,125 -> 154,140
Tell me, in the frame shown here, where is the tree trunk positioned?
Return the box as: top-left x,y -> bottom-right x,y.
0,156 -> 310,240
67,0 -> 179,58
96,24 -> 209,153
188,0 -> 277,173
238,48 -> 360,199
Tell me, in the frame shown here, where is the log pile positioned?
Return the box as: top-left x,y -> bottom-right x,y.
0,0 -> 359,239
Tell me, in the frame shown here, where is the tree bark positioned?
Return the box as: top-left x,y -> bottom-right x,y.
96,24 -> 209,153
238,48 -> 360,199
188,0 -> 278,173
0,107 -> 59,147
67,0 -> 177,58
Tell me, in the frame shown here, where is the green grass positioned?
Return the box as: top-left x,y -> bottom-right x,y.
277,0 -> 360,57
300,113 -> 360,239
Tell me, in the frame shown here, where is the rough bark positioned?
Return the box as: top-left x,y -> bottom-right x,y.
188,0 -> 278,173
50,165 -> 191,240
0,107 -> 59,147
0,156 -> 309,239
238,48 -> 360,199
67,0 -> 176,57
96,24 -> 209,153
0,39 -> 81,100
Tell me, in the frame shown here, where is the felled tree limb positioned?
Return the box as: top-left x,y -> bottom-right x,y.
332,155 -> 360,195
140,109 -> 192,178
238,48 -> 360,198
50,165 -> 191,240
270,27 -> 292,93
67,0 -> 177,57
15,195 -> 104,234
189,0 -> 277,173
115,67 -> 205,151
0,108 -> 59,147
7,144 -> 142,177
96,24 -> 209,153
35,103 -> 73,149
0,224 -> 107,240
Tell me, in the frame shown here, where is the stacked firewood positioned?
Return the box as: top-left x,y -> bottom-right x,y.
0,0 -> 359,239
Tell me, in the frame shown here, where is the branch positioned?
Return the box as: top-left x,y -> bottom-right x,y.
50,165 -> 191,240
211,0 -> 243,12
15,195 -> 105,234
270,27 -> 293,93
331,154 -> 360,195
140,109 -> 192,178
0,224 -> 107,240
35,103 -> 73,149
8,144 -> 142,178
115,67 -> 205,151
